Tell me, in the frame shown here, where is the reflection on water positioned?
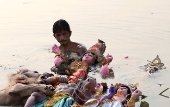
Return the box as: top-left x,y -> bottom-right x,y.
0,0 -> 170,106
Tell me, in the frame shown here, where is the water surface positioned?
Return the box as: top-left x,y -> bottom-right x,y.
0,0 -> 170,106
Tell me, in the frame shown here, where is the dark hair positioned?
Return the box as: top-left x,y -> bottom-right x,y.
53,19 -> 71,34
101,82 -> 108,94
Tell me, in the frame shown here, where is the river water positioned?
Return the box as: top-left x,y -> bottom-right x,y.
0,0 -> 170,106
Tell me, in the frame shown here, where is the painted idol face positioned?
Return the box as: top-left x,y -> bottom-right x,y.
117,86 -> 129,96
82,52 -> 96,65
95,83 -> 104,93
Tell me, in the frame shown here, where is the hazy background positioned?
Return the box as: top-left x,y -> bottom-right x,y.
0,0 -> 170,106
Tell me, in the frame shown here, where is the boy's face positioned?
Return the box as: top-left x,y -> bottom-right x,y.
54,30 -> 71,46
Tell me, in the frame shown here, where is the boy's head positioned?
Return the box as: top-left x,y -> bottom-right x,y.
53,19 -> 72,46
53,19 -> 71,34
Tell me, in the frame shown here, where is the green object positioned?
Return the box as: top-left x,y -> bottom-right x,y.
140,101 -> 149,107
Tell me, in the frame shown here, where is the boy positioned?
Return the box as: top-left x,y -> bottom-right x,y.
52,19 -> 87,59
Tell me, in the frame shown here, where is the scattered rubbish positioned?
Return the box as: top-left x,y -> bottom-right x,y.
158,84 -> 163,87
143,55 -> 165,73
141,95 -> 147,100
159,88 -> 169,98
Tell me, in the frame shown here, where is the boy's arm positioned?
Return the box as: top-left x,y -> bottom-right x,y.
79,45 -> 87,56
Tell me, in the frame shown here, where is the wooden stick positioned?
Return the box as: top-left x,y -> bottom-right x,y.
159,88 -> 169,98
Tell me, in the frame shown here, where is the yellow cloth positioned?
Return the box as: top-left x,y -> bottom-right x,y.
44,92 -> 71,107
127,96 -> 136,107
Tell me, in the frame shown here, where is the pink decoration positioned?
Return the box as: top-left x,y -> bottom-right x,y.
52,44 -> 63,66
89,47 -> 100,52
69,69 -> 87,83
124,56 -> 129,59
99,64 -> 109,76
52,44 -> 61,53
54,57 -> 63,66
105,54 -> 113,62
93,43 -> 102,48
